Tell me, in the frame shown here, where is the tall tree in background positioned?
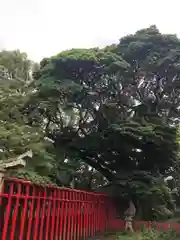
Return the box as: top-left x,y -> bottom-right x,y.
29,26 -> 180,219
0,49 -> 38,81
0,50 -> 54,184
31,39 -> 180,182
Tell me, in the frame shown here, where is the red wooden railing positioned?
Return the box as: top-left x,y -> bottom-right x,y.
0,178 -> 117,240
1,178 -> 180,239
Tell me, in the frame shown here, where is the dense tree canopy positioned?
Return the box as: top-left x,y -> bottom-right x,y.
31,26 -> 180,182
1,26 -> 180,219
0,51 -> 54,183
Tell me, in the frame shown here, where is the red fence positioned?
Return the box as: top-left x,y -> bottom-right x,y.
0,178 -> 117,240
1,178 -> 180,240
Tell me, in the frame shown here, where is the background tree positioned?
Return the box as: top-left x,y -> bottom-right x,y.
0,51 -> 55,184
0,49 -> 38,81
29,27 -> 180,219
31,45 -> 179,180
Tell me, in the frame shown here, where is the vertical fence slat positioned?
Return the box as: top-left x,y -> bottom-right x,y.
91,194 -> 94,237
82,193 -> 85,239
34,188 -> 41,239
71,191 -> 76,240
19,184 -> 30,240
97,196 -> 100,233
67,191 -> 71,240
1,183 -> 14,240
55,189 -> 60,240
87,194 -> 90,238
77,192 -> 81,240
45,188 -> 52,240
27,186 -> 35,240
39,188 -> 46,240
94,196 -> 97,234
59,190 -> 65,239
10,183 -> 21,240
102,196 -> 105,232
64,191 -> 69,239
50,189 -> 57,240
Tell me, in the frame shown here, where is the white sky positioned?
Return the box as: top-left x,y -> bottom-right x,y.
0,0 -> 180,62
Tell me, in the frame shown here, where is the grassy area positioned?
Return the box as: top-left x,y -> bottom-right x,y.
95,229 -> 180,240
91,232 -> 140,240
113,232 -> 142,240
115,229 -> 180,240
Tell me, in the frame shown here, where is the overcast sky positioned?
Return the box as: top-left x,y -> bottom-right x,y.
0,0 -> 180,62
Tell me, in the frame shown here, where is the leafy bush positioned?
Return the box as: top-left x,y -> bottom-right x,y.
140,228 -> 180,240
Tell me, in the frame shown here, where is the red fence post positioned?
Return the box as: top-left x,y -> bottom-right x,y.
102,196 -> 105,232
59,190 -> 65,239
72,191 -> 76,240
1,183 -> 14,240
39,187 -> 47,240
97,195 -> 100,233
67,190 -> 72,240
55,189 -> 60,240
91,194 -> 94,237
27,185 -> 35,240
50,188 -> 56,240
83,192 -> 86,239
80,192 -> 84,239
34,187 -> 42,239
45,187 -> 52,240
77,192 -> 81,240
87,193 -> 90,238
90,195 -> 94,237
19,184 -> 30,240
95,195 -> 98,236
100,196 -> 104,232
64,189 -> 67,239
10,182 -> 21,239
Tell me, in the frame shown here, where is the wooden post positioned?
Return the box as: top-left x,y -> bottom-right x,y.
0,150 -> 33,193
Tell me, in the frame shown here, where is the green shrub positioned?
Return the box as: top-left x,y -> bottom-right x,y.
140,228 -> 179,240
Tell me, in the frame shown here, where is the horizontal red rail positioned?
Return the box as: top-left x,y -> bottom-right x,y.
5,178 -> 107,195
